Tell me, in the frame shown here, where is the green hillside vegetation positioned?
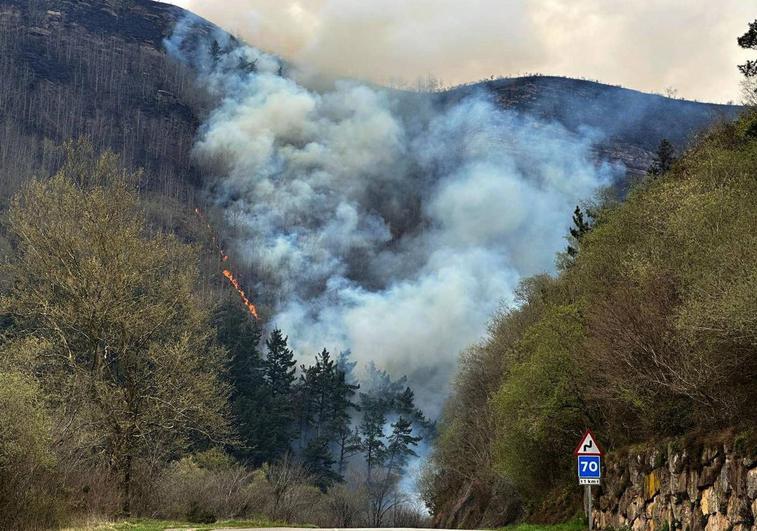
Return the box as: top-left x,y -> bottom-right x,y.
423,111 -> 757,524
0,144 -> 231,528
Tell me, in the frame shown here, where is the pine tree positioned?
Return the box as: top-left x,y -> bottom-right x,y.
738,20 -> 757,78
297,349 -> 336,440
384,417 -> 421,477
567,205 -> 592,257
331,370 -> 360,475
337,426 -> 363,477
259,329 -> 298,462
300,350 -> 359,432
360,399 -> 387,482
363,362 -> 407,399
264,329 -> 296,397
296,348 -> 359,478
337,349 -> 358,384
394,386 -> 434,437
649,138 -> 676,176
367,416 -> 422,527
216,298 -> 266,464
302,436 -> 340,490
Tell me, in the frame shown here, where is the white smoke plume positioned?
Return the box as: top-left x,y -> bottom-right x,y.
166,0 -> 753,103
166,17 -> 620,417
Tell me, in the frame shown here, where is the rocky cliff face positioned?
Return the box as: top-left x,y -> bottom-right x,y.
594,434 -> 757,530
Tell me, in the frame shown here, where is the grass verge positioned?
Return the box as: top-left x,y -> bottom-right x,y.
67,517 -> 305,531
500,518 -> 586,531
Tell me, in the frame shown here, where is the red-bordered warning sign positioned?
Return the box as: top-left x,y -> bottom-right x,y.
573,429 -> 605,456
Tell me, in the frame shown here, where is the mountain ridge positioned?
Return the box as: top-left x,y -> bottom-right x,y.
444,75 -> 741,174
0,0 -> 742,198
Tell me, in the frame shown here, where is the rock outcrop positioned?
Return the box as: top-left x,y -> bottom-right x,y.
593,434 -> 756,530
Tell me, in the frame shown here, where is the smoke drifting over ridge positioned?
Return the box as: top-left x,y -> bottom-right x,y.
166,17 -> 620,417
166,0 -> 753,103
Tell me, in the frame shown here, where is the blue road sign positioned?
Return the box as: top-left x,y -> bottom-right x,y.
578,455 -> 601,484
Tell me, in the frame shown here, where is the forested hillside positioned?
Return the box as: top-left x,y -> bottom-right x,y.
445,76 -> 741,175
423,110 -> 757,528
0,0 -> 202,202
0,0 -> 739,206
0,143 -> 433,529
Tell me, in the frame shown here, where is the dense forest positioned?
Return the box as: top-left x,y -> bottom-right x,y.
0,142 -> 433,529
3,123 -> 755,529
421,111 -> 757,526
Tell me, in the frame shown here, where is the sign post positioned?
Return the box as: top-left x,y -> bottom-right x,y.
574,430 -> 604,531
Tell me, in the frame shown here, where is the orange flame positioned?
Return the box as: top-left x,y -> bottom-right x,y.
195,207 -> 259,320
223,269 -> 260,320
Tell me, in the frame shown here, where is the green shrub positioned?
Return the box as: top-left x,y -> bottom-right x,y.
0,371 -> 62,529
154,450 -> 250,521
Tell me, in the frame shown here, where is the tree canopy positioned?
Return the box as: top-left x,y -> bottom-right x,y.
0,144 -> 231,514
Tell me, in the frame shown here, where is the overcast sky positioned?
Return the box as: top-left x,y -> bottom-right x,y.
166,0 -> 754,103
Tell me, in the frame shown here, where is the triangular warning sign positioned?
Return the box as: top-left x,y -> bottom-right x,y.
573,429 -> 605,456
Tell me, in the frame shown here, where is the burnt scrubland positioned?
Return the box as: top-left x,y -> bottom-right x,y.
422,113 -> 757,528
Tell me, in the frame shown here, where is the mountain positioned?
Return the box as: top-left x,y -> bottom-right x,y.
0,0 -> 742,207
445,76 -> 741,175
0,0 -> 196,203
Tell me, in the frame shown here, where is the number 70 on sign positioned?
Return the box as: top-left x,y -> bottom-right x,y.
577,455 -> 601,485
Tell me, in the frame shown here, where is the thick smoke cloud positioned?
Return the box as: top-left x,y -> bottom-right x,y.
166,0 -> 752,103
166,18 -> 619,417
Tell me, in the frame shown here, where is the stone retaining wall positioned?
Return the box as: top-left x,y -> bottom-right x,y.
593,435 -> 756,530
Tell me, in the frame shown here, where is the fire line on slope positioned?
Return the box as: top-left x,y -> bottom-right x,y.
195,208 -> 259,320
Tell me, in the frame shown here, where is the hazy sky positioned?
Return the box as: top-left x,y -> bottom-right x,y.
166,0 -> 753,104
